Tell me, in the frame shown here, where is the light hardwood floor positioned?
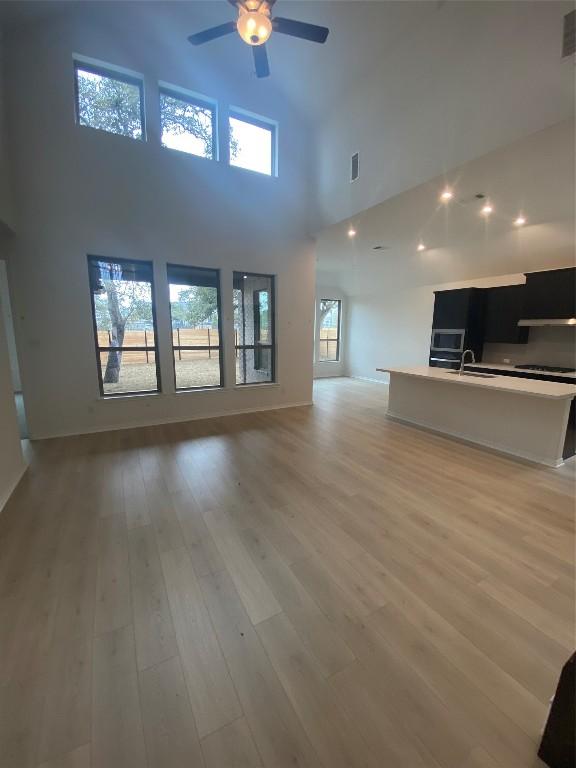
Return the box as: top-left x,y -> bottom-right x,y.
0,378 -> 574,768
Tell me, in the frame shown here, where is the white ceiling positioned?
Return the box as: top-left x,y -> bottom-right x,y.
1,1 -> 574,231
315,119 -> 575,288
5,0 -> 569,129
2,2 -> 572,128
0,2 -> 437,122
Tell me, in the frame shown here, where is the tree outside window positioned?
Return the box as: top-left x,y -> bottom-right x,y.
89,257 -> 160,396
75,65 -> 144,139
318,299 -> 341,362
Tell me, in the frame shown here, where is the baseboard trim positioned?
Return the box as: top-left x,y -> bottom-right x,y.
0,461 -> 28,514
350,375 -> 389,386
30,400 -> 315,440
386,412 -> 563,468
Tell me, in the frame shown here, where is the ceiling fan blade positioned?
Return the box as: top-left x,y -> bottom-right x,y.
272,17 -> 329,44
253,44 -> 270,78
188,21 -> 236,46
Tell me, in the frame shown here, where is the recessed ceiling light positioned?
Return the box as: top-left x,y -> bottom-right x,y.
417,241 -> 426,252
481,202 -> 493,216
243,274 -> 248,279
348,226 -> 357,238
440,188 -> 453,202
514,215 -> 526,226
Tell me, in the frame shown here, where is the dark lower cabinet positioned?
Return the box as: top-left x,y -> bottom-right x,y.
465,366 -> 574,385
563,400 -> 575,461
538,653 -> 575,768
484,285 -> 528,344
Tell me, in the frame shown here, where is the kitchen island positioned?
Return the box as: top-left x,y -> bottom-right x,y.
378,366 -> 576,467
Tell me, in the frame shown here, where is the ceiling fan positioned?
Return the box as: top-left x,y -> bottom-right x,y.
188,0 -> 330,79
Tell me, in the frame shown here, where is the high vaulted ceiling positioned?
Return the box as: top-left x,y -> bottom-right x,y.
0,2 -> 435,120
2,1 -> 572,128
1,1 -> 574,236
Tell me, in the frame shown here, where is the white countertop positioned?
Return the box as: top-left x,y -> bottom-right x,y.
466,362 -> 576,380
378,366 -> 576,400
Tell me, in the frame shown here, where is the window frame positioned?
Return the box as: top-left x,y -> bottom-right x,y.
318,298 -> 342,363
234,271 -> 276,385
158,83 -> 218,161
167,263 -> 224,392
73,58 -> 146,141
87,255 -> 162,398
228,107 -> 278,177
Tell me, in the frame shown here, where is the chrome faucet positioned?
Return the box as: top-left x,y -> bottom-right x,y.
459,349 -> 476,374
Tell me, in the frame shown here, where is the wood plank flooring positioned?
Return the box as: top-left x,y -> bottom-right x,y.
0,377 -> 574,767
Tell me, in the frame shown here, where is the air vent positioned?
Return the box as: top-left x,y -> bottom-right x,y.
351,152 -> 359,182
563,9 -> 575,57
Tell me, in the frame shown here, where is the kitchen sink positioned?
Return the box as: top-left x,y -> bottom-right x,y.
447,371 -> 497,379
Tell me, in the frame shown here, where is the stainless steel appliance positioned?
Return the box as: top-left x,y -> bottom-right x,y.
429,355 -> 461,370
430,328 -> 465,353
515,364 -> 576,373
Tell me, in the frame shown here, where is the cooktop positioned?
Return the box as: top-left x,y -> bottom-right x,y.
515,364 -> 576,373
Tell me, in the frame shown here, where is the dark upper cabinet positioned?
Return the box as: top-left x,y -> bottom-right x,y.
523,268 -> 576,320
484,285 -> 529,344
431,268 -> 576,361
432,288 -> 484,329
432,288 -> 486,359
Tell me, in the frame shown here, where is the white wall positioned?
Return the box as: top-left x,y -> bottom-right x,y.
313,285 -> 347,378
0,29 -> 14,231
315,121 -> 576,383
4,7 -> 315,438
344,274 -> 531,384
314,1 -> 574,229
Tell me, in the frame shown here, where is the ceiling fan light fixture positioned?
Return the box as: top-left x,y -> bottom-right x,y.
237,4 -> 272,45
188,0 -> 329,78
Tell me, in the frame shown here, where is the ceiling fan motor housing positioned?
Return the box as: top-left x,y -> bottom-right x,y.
237,1 -> 273,46
188,0 -> 329,79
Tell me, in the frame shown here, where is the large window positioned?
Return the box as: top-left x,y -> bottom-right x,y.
168,265 -> 223,390
160,86 -> 216,159
74,60 -> 145,140
318,299 -> 341,362
234,272 -> 275,384
88,257 -> 160,396
229,110 -> 276,176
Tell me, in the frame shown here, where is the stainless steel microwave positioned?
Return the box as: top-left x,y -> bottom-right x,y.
430,329 -> 465,353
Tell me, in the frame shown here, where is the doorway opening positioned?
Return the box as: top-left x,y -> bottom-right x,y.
0,260 -> 28,438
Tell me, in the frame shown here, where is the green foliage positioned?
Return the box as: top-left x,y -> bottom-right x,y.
160,92 -> 214,159
77,70 -> 143,139
228,123 -> 241,162
77,68 -> 239,158
319,299 -> 339,328
171,286 -> 219,328
94,280 -> 153,331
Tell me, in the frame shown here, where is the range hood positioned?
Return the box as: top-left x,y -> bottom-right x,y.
518,318 -> 576,327
518,269 -> 576,327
